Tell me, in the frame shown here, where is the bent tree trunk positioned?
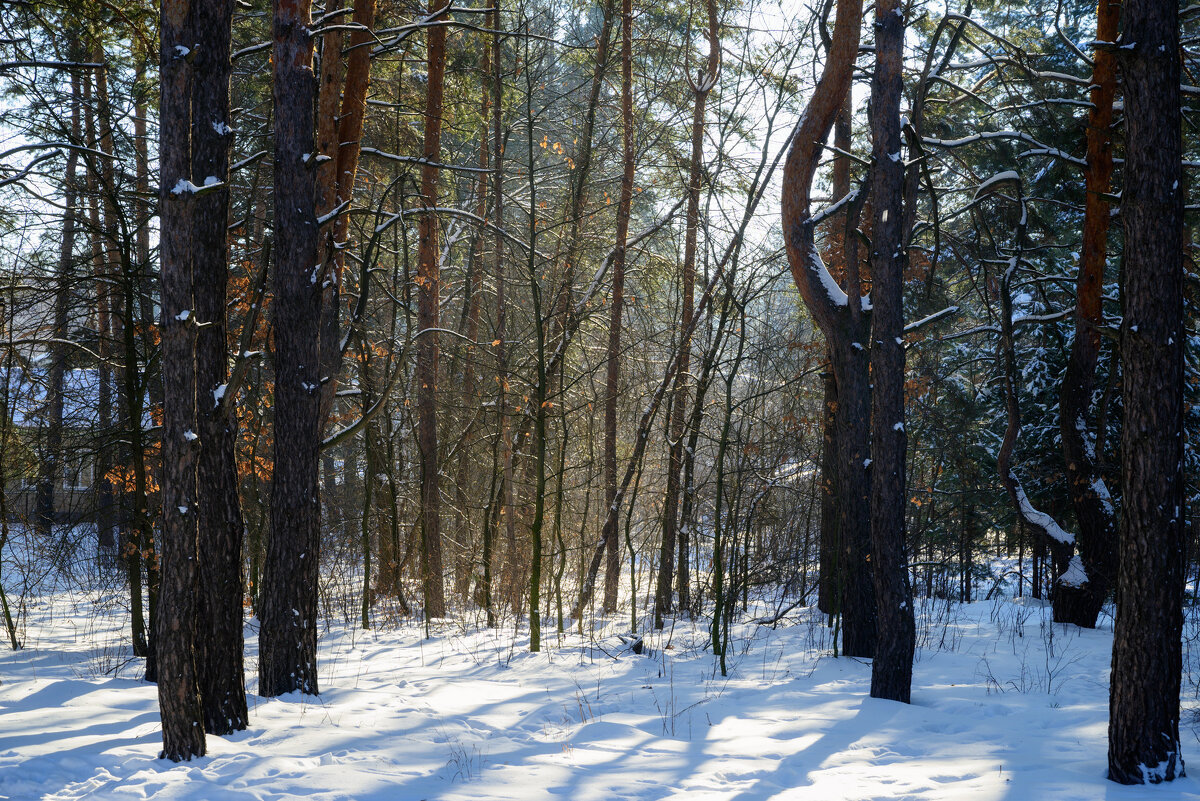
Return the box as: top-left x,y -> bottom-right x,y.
991,176 -> 1093,623
780,0 -> 875,658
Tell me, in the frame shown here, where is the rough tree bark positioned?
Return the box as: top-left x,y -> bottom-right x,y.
416,0 -> 448,620
259,0 -> 323,697
1107,0 -> 1185,783
190,0 -> 247,734
866,0 -> 915,702
156,0 -> 206,761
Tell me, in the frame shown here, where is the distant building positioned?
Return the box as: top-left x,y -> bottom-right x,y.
1,362 -> 116,530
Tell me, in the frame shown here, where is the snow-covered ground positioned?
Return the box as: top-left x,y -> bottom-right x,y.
3,583 -> 1200,800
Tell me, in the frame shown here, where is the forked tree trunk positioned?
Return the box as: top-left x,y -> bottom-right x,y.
1107,0 -> 1185,783
313,1 -> 345,427
315,0 -> 378,427
992,177 -> 1092,622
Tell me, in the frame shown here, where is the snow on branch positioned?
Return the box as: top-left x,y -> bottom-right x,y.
940,306 -> 1075,340
1013,481 -> 1074,545
0,149 -> 59,189
811,186 -> 864,225
169,176 -> 225,196
973,170 -> 1021,198
904,305 -> 959,333
317,199 -> 351,227
924,131 -> 1085,167
805,239 -> 848,307
0,60 -> 105,71
372,205 -> 550,261
0,141 -> 114,163
361,147 -> 493,174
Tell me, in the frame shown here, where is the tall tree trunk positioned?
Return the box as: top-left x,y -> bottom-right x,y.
83,71 -> 116,553
119,232 -> 154,666
830,336 -> 874,656
526,65 -> 547,652
190,0 -> 247,734
454,2 -> 489,606
654,0 -> 719,629
1056,0 -> 1122,629
134,63 -> 159,681
817,95 -> 850,618
494,5 -> 518,618
316,0 -> 378,426
482,5 -> 504,626
866,0 -> 914,702
602,0 -> 636,614
36,66 -> 80,537
416,0 -> 448,621
1108,0 -> 1185,783
157,0 -> 206,761
95,50 -> 128,560
259,0 -> 322,697
816,356 -> 838,614
313,1 -> 345,428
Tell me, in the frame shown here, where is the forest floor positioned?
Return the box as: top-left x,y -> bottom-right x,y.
4,567 -> 1200,800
